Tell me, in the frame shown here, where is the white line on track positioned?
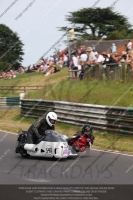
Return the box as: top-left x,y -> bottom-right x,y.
0,129 -> 18,135
91,148 -> 133,157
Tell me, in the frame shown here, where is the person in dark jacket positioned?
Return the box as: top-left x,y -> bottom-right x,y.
27,111 -> 57,144
101,52 -> 116,64
16,112 -> 57,153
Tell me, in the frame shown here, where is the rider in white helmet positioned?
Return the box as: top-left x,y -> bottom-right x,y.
27,111 -> 57,144
46,112 -> 57,127
16,111 -> 57,152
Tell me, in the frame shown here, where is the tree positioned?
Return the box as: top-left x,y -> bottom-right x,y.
107,29 -> 133,40
0,24 -> 24,70
58,7 -> 133,40
53,44 -> 61,55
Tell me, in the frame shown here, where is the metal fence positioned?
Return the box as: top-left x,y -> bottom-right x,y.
0,86 -> 45,94
21,99 -> 133,135
0,96 -> 20,106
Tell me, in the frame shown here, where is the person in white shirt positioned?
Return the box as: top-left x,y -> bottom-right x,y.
62,54 -> 68,67
126,40 -> 132,52
69,52 -> 78,70
94,52 -> 105,64
48,56 -> 54,65
80,50 -> 88,62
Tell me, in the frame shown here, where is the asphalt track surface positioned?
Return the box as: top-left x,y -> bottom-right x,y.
0,130 -> 133,185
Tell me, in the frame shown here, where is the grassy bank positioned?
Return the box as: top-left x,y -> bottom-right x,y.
0,68 -> 66,96
26,78 -> 133,106
0,68 -> 133,107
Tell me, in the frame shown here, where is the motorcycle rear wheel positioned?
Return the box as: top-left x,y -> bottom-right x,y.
20,148 -> 30,158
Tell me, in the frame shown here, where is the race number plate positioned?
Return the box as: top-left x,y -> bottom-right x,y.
63,148 -> 69,155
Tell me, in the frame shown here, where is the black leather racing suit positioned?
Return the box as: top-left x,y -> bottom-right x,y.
27,116 -> 54,144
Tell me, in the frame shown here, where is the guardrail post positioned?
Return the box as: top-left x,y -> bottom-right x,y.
19,93 -> 26,107
12,86 -> 14,94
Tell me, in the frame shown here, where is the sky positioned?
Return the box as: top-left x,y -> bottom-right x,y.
0,0 -> 133,66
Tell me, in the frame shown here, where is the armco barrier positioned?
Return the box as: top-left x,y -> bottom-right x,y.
0,97 -> 7,106
0,96 -> 20,106
20,99 -> 133,135
6,96 -> 20,106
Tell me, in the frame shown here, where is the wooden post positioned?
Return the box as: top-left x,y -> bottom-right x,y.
12,86 -> 14,94
2,86 -> 3,94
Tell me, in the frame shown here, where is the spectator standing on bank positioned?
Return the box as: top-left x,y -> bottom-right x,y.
69,51 -> 79,70
111,43 -> 117,53
126,40 -> 132,52
126,49 -> 133,71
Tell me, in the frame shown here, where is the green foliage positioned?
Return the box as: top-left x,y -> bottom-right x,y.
58,7 -> 133,41
53,47 -> 61,55
26,78 -> 133,107
0,24 -> 24,70
107,29 -> 133,40
12,114 -> 35,123
0,61 -> 12,72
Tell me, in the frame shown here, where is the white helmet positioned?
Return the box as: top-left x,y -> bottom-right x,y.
46,112 -> 57,127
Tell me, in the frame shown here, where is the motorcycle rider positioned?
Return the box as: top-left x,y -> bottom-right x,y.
16,111 -> 57,152
68,124 -> 95,152
27,111 -> 57,143
78,124 -> 94,143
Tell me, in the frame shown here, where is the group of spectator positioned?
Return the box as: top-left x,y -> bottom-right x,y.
65,40 -> 133,73
0,57 -> 60,79
0,69 -> 16,79
57,40 -> 133,79
0,40 -> 133,79
59,45 -> 130,71
23,56 -> 61,76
